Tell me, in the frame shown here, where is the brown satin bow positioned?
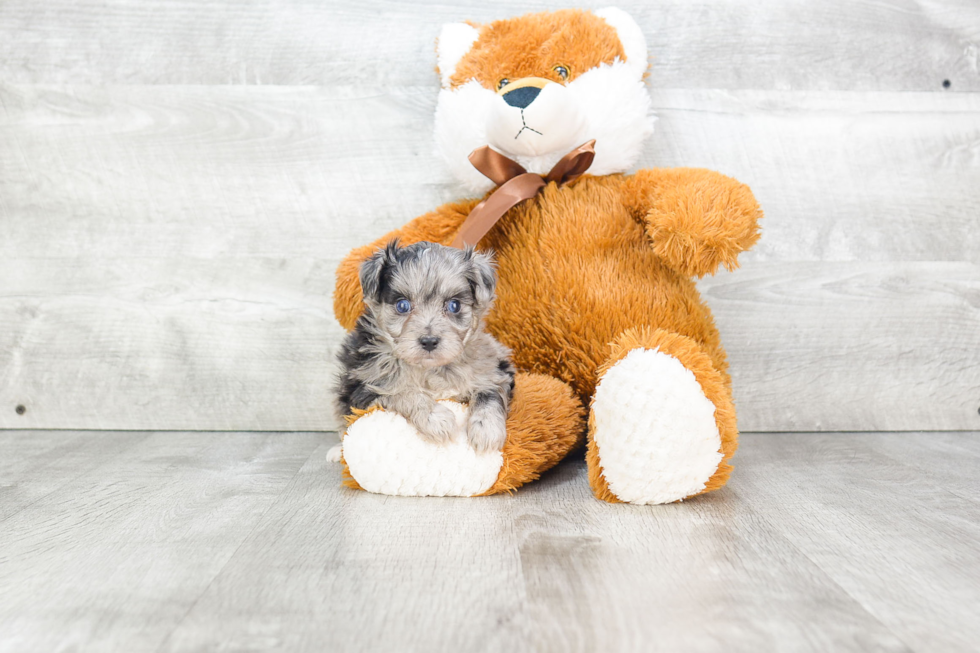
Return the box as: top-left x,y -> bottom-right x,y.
450,140 -> 596,249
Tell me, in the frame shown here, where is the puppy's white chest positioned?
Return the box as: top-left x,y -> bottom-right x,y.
418,368 -> 468,401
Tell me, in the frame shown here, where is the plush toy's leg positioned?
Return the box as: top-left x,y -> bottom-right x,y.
340,373 -> 584,497
587,327 -> 738,505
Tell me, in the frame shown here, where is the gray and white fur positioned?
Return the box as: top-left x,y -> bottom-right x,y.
334,240 -> 516,453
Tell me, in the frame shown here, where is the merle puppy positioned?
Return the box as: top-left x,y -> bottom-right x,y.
334,240 -> 516,453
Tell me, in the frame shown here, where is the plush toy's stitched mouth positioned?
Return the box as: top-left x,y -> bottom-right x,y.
514,109 -> 543,140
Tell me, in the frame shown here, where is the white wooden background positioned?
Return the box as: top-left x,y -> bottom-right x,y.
1,0 -> 978,432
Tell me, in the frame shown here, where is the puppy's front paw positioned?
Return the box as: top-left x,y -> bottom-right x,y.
325,443 -> 343,463
467,412 -> 507,454
415,404 -> 458,445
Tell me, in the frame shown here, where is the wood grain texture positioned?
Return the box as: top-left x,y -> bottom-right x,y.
700,261 -> 980,432
2,430 -> 979,651
1,84 -> 978,431
862,431 -> 980,502
0,430 -> 150,521
2,260 -> 977,432
732,433 -> 980,652
161,443 -> 908,653
1,85 -> 977,262
648,90 -> 980,264
0,84 -> 451,260
0,0 -> 977,91
1,1 -> 979,433
0,430 -> 324,652
0,257 -> 344,431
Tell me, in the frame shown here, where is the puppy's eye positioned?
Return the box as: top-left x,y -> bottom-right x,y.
553,65 -> 570,81
497,78 -> 510,90
446,299 -> 461,314
395,299 -> 412,314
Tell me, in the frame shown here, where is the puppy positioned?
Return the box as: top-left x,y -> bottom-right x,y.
334,240 -> 516,453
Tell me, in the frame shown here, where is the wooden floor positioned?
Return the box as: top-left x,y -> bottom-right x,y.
0,431 -> 977,652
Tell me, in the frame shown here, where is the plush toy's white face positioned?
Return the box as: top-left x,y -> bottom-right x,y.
435,7 -> 656,194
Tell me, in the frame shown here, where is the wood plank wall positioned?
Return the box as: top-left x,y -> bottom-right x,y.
1,0 -> 978,432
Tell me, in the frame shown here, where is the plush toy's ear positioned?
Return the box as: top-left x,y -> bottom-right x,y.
463,247 -> 496,310
437,22 -> 480,88
594,7 -> 648,79
359,240 -> 399,302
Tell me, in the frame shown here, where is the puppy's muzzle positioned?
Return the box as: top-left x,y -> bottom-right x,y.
419,335 -> 441,352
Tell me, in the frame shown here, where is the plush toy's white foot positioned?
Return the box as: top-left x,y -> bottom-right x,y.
591,348 -> 723,505
341,402 -> 503,497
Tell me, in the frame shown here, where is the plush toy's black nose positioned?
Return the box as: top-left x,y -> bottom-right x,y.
502,86 -> 541,109
419,335 -> 440,352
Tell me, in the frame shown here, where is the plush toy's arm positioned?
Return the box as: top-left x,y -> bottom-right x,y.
333,198 -> 481,330
624,168 -> 762,278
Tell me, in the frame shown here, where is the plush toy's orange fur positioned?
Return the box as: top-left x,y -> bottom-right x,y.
336,172 -> 760,405
335,8 -> 762,502
336,171 -> 760,499
448,9 -> 626,89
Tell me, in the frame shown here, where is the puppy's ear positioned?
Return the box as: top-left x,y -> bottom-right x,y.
463,246 -> 497,310
359,240 -> 399,301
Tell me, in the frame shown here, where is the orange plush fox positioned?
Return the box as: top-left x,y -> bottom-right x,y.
333,8 -> 762,504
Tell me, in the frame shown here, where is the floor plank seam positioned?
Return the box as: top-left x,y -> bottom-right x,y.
865,446 -> 980,509
151,435 -> 328,653
817,432 -> 980,509
726,485 -> 919,653
0,432 -> 154,526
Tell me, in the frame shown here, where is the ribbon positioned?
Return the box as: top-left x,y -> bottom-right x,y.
450,140 -> 596,248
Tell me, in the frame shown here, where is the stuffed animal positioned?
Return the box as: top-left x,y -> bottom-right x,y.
333,7 -> 762,504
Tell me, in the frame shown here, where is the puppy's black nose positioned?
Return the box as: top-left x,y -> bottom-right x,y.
419,335 -> 440,352
502,86 -> 540,109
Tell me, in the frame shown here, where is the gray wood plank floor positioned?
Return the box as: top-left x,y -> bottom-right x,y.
1,430 -> 978,652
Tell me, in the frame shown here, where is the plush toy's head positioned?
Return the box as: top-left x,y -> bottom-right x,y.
435,7 -> 655,193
